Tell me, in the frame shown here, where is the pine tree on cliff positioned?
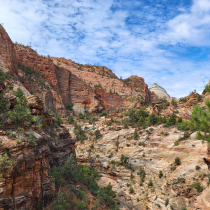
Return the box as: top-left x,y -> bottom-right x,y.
190,85 -> 210,142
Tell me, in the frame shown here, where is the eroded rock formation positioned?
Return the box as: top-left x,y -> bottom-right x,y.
149,83 -> 170,100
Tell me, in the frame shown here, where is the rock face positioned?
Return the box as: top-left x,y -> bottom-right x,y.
149,83 -> 170,100
50,57 -> 154,109
0,104 -> 75,210
0,25 -> 18,75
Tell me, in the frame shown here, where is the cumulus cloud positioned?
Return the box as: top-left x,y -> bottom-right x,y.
0,0 -> 210,97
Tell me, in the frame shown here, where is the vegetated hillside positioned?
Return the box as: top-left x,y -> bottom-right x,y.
63,87 -> 210,210
0,70 -> 118,210
50,57 -> 153,110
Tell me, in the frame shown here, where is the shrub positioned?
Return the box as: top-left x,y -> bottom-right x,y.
77,112 -> 85,119
177,117 -> 182,123
174,141 -> 179,146
175,157 -> 181,165
48,109 -> 63,126
138,142 -> 145,147
28,132 -> 37,146
16,139 -> 21,144
165,198 -> 169,206
197,95 -> 202,102
149,113 -> 157,125
123,121 -> 128,129
66,103 -> 73,111
95,130 -> 101,139
171,98 -> 177,107
8,89 -> 34,127
14,88 -> 24,99
66,116 -> 74,124
179,97 -> 187,102
195,165 -> 201,170
49,192 -> 69,210
148,180 -> 153,187
191,181 -> 203,192
90,143 -> 94,149
168,113 -> 176,125
99,110 -> 107,117
159,170 -> 163,178
138,168 -> 146,183
129,187 -> 134,193
177,121 -> 190,131
133,129 -> 139,140
0,153 -> 15,176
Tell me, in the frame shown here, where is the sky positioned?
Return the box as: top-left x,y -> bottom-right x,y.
1,0 -> 210,98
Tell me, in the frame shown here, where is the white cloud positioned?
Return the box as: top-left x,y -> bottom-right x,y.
161,0 -> 210,46
0,0 -> 210,98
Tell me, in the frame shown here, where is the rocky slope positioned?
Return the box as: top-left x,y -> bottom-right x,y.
66,108 -> 210,210
149,83 -> 170,100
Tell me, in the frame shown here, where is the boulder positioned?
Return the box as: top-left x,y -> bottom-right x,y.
26,95 -> 44,110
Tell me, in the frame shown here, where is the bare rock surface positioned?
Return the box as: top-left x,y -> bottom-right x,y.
149,83 -> 170,100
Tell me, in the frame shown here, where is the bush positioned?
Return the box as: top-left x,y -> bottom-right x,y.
177,117 -> 182,123
57,154 -> 118,209
138,142 -> 145,147
191,181 -> 203,192
197,95 -> 202,102
133,128 -> 139,140
77,112 -> 85,119
48,109 -> 63,126
174,141 -> 179,146
66,116 -> 74,124
168,113 -> 176,125
50,192 -> 69,210
179,97 -> 187,102
138,168 -> 146,183
95,130 -> 101,139
99,110 -> 107,117
165,198 -> 169,206
8,89 -> 34,127
66,103 -> 73,111
148,180 -> 153,187
195,165 -> 201,170
177,121 -> 190,131
171,98 -> 177,107
175,157 -> 181,165
28,132 -> 37,146
159,170 -> 163,178
149,113 -> 157,125
0,153 -> 15,176
129,187 -> 134,193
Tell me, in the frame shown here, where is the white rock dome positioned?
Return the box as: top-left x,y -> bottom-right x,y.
149,83 -> 170,99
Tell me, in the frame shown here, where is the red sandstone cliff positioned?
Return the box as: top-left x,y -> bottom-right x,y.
0,25 -> 18,75
50,57 -> 153,110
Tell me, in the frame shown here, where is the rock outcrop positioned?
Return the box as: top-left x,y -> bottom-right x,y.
0,25 -> 18,75
149,83 -> 170,100
50,57 -> 154,109
0,89 -> 75,209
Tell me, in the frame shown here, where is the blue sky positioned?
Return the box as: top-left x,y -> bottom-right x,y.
1,0 -> 210,98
